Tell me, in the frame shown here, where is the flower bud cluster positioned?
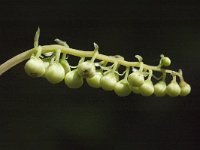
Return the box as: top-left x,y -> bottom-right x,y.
0,28 -> 191,98
24,45 -> 191,97
128,69 -> 191,97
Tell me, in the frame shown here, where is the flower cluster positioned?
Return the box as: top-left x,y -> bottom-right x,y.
0,28 -> 190,97
23,29 -> 191,97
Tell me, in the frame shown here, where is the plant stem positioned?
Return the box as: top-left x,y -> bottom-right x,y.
0,44 -> 182,77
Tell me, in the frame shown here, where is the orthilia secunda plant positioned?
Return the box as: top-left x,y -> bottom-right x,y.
0,28 -> 191,97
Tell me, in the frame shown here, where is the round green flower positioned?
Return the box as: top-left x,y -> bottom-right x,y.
86,71 -> 102,88
179,81 -> 191,96
154,81 -> 166,97
77,61 -> 96,78
64,69 -> 83,88
161,56 -> 171,66
114,79 -> 131,97
45,62 -> 65,84
166,80 -> 181,97
24,56 -> 45,77
100,72 -> 119,91
139,80 -> 154,96
131,86 -> 140,94
128,71 -> 144,87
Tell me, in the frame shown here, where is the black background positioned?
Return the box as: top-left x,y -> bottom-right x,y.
0,0 -> 200,150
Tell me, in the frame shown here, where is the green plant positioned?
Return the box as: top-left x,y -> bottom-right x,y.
0,28 -> 191,97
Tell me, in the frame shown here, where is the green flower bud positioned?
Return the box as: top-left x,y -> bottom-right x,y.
24,56 -> 45,77
154,81 -> 166,97
179,81 -> 191,96
161,57 -> 171,66
139,80 -> 154,96
45,62 -> 65,84
86,71 -> 102,88
100,72 -> 119,91
131,86 -> 140,94
77,61 -> 96,78
64,69 -> 83,88
43,61 -> 50,70
128,71 -> 144,87
60,59 -> 71,73
40,61 -> 50,78
166,80 -> 181,97
114,79 -> 131,97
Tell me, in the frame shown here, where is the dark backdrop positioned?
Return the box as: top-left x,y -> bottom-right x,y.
0,0 -> 200,150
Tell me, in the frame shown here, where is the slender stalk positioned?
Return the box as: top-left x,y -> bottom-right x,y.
0,44 -> 182,77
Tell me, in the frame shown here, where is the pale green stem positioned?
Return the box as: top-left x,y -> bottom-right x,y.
172,75 -> 177,82
55,49 -> 61,63
78,57 -> 85,64
161,71 -> 166,81
178,69 -> 184,81
147,69 -> 153,81
61,53 -> 67,60
112,61 -> 119,71
139,62 -> 144,72
124,67 -> 130,79
158,54 -> 164,67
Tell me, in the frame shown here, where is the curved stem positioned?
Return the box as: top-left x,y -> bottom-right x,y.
55,49 -> 61,62
0,49 -> 33,75
0,44 -> 182,77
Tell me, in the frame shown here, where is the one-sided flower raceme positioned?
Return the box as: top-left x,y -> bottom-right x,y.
0,28 -> 192,97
